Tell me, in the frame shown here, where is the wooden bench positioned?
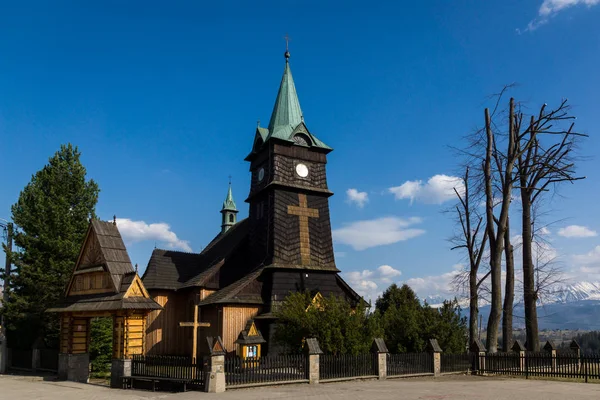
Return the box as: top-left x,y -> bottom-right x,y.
122,376 -> 192,392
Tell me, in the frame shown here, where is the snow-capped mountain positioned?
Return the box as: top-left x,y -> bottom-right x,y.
423,281 -> 600,330
547,282 -> 600,303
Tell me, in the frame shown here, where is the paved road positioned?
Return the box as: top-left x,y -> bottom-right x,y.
1,374 -> 599,400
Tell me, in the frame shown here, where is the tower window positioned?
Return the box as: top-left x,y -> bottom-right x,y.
229,214 -> 234,223
293,134 -> 310,146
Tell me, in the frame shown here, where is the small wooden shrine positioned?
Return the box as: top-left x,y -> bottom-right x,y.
48,219 -> 161,384
235,320 -> 266,359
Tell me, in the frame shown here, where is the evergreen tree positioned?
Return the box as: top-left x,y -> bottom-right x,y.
274,292 -> 382,355
2,144 -> 99,348
376,284 -> 468,353
377,284 -> 424,352
89,318 -> 113,375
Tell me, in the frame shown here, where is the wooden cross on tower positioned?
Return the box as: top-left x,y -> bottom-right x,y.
287,193 -> 319,265
179,302 -> 210,359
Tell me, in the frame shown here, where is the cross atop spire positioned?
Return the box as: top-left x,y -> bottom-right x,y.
284,33 -> 291,61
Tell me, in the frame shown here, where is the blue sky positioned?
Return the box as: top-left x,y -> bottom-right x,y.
1,1 -> 599,302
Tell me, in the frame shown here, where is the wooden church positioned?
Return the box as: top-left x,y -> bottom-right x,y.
141,50 -> 362,357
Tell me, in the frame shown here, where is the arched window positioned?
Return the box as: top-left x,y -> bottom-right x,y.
293,134 -> 310,146
229,214 -> 234,223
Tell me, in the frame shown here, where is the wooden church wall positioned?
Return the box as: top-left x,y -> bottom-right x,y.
145,290 -> 194,356
222,306 -> 259,354
197,306 -> 222,355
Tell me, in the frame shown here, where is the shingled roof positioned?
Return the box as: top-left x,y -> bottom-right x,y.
142,218 -> 249,291
49,219 -> 162,314
90,219 -> 135,291
197,267 -> 264,306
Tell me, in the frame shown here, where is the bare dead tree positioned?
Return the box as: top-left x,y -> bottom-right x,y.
515,99 -> 586,351
451,166 -> 489,345
483,97 -> 521,353
502,219 -> 515,352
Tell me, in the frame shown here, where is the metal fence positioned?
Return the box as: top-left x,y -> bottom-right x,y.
441,353 -> 473,374
387,353 -> 432,376
9,348 -> 32,370
319,353 -> 377,380
131,355 -> 206,389
225,354 -> 307,386
479,352 -> 600,382
39,349 -> 59,372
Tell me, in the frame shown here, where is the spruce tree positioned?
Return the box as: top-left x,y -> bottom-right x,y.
3,144 -> 99,348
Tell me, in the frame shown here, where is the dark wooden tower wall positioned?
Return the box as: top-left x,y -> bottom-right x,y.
247,141 -> 336,270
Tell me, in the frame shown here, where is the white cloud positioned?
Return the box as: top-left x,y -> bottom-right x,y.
346,188 -> 369,208
405,264 -> 463,301
558,225 -> 597,238
524,0 -> 599,31
539,226 -> 552,236
572,246 -> 600,281
332,216 -> 425,251
345,265 -> 402,304
378,265 -> 402,277
389,175 -> 464,205
116,218 -> 193,252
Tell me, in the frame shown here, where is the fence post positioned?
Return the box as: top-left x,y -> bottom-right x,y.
110,357 -> 132,388
543,341 -> 557,373
512,340 -> 526,375
427,339 -> 443,377
470,339 -> 486,375
371,338 -> 388,380
305,338 -> 322,384
205,336 -> 226,393
570,340 -> 582,377
31,348 -> 40,372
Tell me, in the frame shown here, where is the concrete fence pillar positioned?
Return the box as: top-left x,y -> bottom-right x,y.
0,331 -> 7,374
470,339 -> 486,375
512,340 -> 526,372
205,336 -> 226,393
57,353 -> 90,383
305,338 -> 322,384
31,348 -> 40,372
110,358 -> 132,388
427,339 -> 443,377
371,338 -> 388,380
543,341 -> 557,372
570,340 -> 582,371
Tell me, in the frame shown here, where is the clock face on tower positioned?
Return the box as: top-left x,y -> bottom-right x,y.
295,163 -> 309,178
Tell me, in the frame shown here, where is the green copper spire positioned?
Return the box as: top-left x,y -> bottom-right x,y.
221,181 -> 238,233
245,48 -> 332,160
222,183 -> 237,211
267,54 -> 303,135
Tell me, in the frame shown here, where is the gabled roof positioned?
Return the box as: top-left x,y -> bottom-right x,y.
197,267 -> 264,306
142,219 -> 250,291
51,270 -> 160,313
65,219 -> 135,296
92,219 -> 135,290
52,219 -> 161,314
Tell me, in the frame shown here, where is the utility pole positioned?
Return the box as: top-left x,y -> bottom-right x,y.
0,220 -> 13,374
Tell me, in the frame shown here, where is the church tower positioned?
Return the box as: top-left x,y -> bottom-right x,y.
220,183 -> 238,233
245,48 -> 339,307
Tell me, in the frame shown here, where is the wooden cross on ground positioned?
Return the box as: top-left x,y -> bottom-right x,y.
287,193 -> 319,265
179,303 -> 210,359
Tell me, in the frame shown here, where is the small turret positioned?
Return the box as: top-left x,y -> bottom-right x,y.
220,181 -> 238,233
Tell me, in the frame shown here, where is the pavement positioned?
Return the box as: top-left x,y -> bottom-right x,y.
1,374 -> 600,400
